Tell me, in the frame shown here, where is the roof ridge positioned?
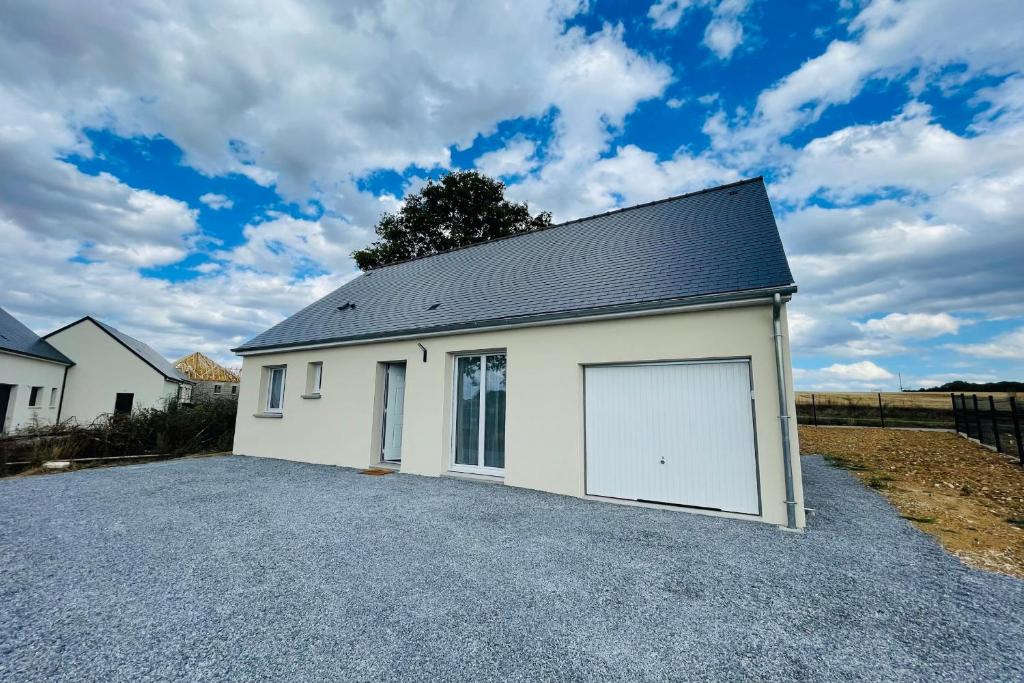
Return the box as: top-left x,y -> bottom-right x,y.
362,176 -> 764,273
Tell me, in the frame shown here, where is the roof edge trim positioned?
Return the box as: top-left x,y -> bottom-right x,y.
0,346 -> 75,366
233,283 -> 796,355
45,316 -> 188,383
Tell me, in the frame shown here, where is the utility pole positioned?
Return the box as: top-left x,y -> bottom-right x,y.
898,372 -> 903,392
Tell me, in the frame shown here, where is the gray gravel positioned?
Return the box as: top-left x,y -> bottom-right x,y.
1,455 -> 1022,682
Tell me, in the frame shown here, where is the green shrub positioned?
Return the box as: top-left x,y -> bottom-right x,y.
0,397 -> 237,469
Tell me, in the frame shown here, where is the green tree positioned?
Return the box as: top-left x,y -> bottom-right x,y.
352,170 -> 552,270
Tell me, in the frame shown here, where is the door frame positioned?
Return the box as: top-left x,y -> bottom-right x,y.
581,356 -> 763,516
379,361 -> 407,463
0,384 -> 12,434
448,350 -> 507,477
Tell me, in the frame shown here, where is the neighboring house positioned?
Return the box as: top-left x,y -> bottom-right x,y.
43,317 -> 191,425
175,352 -> 240,401
0,307 -> 74,434
232,178 -> 806,528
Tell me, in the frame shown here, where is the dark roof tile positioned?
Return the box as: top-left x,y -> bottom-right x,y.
235,177 -> 795,352
0,307 -> 73,365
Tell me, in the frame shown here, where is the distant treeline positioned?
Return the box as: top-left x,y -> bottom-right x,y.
911,380 -> 1024,393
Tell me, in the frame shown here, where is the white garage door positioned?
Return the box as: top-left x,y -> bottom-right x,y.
584,360 -> 760,515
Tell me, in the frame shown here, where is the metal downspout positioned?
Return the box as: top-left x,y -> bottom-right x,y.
56,364 -> 70,424
772,293 -> 798,529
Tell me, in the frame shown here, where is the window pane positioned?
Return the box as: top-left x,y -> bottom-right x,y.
268,368 -> 284,410
314,363 -> 322,392
454,356 -> 480,466
483,355 -> 506,468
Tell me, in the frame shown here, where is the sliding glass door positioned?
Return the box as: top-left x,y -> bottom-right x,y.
452,353 -> 506,474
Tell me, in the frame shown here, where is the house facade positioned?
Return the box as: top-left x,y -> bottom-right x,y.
43,317 -> 191,425
232,178 -> 805,528
0,307 -> 73,433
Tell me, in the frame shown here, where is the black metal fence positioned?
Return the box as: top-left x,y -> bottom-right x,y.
795,393 -> 955,430
952,393 -> 1024,465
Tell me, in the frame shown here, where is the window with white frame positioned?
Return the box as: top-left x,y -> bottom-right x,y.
230,385 -> 238,395
265,366 -> 286,413
49,388 -> 58,408
28,386 -> 43,407
213,384 -> 222,394
306,362 -> 323,395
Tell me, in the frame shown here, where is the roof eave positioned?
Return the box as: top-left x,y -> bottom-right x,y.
233,283 -> 797,355
0,347 -> 75,366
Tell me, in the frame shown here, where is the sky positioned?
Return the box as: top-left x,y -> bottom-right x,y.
1,0 -> 1023,390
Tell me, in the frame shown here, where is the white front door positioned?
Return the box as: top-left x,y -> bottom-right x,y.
381,363 -> 406,462
584,360 -> 760,515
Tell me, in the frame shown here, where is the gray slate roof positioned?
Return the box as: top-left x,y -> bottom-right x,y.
235,177 -> 795,353
0,306 -> 73,365
44,317 -> 189,382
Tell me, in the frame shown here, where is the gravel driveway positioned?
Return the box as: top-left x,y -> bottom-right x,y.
2,455 -> 1023,681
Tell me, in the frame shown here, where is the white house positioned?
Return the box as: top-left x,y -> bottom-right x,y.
231,178 -> 805,528
0,307 -> 74,433
39,317 -> 191,425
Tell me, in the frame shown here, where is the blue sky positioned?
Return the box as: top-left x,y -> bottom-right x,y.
1,0 -> 1022,389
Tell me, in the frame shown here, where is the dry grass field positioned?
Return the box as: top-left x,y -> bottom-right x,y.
796,391 -> 1019,409
800,426 -> 1024,578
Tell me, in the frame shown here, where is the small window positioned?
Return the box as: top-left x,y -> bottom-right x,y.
28,386 -> 43,407
114,393 -> 134,415
231,385 -> 238,395
265,366 -> 286,413
213,384 -> 222,394
306,362 -> 323,395
49,388 -> 58,408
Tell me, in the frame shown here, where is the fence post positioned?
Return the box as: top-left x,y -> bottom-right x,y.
878,392 -> 885,428
950,393 -> 959,433
811,394 -> 818,427
972,394 -> 981,441
989,395 -> 1002,453
958,395 -> 966,438
1010,396 -> 1024,466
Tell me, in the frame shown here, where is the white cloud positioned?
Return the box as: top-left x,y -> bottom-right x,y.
702,0 -> 750,60
856,313 -> 963,340
666,97 -> 685,109
708,0 -> 1024,157
775,102 -> 1024,204
647,0 -> 751,59
199,193 -> 233,210
822,360 -> 895,381
793,360 -> 896,390
648,0 -> 697,30
511,143 -> 738,220
0,88 -> 199,268
945,327 -> 1024,360
474,137 -> 538,178
0,1 -> 670,206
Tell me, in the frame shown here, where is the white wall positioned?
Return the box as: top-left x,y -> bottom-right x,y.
45,320 -> 175,425
0,351 -> 67,433
233,302 -> 804,527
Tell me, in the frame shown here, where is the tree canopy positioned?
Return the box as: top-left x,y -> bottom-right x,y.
352,170 -> 552,270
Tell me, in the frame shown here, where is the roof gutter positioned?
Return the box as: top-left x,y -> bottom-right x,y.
234,284 -> 797,356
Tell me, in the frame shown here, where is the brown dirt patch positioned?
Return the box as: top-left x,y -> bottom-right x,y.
800,426 -> 1024,578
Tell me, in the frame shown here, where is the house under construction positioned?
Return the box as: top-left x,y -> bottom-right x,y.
174,352 -> 240,401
